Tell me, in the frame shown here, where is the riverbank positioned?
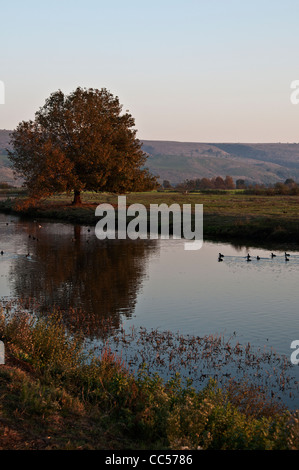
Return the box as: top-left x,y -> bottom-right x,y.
0,305 -> 298,450
1,191 -> 299,246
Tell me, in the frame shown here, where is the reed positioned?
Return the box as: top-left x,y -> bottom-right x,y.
0,303 -> 298,450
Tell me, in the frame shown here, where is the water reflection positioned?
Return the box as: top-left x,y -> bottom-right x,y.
8,221 -> 158,338
1,213 -> 299,407
0,213 -> 298,357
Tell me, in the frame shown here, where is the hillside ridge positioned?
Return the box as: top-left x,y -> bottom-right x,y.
2,130 -> 299,186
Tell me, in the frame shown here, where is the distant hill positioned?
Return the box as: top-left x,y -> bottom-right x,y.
142,140 -> 299,185
2,129 -> 299,187
0,130 -> 21,186
0,129 -> 11,154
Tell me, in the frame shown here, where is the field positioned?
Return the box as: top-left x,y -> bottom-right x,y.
1,190 -> 299,246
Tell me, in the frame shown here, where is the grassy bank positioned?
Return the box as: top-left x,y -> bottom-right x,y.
0,306 -> 298,450
1,191 -> 299,245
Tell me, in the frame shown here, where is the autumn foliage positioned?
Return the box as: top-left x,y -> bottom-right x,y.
8,87 -> 158,204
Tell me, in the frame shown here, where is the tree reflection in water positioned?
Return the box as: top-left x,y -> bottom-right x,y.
9,223 -> 158,339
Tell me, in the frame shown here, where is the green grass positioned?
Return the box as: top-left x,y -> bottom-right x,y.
0,305 -> 298,450
8,189 -> 299,219
1,190 -> 299,245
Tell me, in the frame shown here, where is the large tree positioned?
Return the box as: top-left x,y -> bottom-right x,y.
8,87 -> 158,204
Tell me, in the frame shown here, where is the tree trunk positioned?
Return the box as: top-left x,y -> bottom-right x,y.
72,190 -> 82,205
73,225 -> 82,244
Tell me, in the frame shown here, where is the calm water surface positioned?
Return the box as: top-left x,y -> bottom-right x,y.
0,213 -> 299,404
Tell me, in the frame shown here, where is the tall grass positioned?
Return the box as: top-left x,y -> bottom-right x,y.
0,305 -> 299,449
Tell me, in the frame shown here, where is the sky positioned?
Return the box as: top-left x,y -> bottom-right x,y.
1,0 -> 299,142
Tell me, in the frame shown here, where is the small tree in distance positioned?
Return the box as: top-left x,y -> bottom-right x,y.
236,179 -> 246,190
163,180 -> 172,189
8,87 -> 158,205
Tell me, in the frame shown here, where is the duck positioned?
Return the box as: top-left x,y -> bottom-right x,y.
285,256 -> 290,262
218,256 -> 223,262
271,253 -> 276,258
285,252 -> 290,257
0,251 -> 3,255
219,253 -> 224,258
257,256 -> 260,260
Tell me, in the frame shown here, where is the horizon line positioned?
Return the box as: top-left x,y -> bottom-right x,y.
1,129 -> 299,145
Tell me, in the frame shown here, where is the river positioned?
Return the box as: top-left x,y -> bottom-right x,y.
0,212 -> 298,407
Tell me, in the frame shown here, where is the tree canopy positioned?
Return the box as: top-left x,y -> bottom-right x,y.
8,87 -> 158,204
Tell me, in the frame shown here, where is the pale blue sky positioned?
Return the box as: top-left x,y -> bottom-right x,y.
1,0 -> 299,142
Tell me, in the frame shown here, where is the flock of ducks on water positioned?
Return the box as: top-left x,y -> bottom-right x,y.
0,220 -> 295,265
218,252 -> 291,262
